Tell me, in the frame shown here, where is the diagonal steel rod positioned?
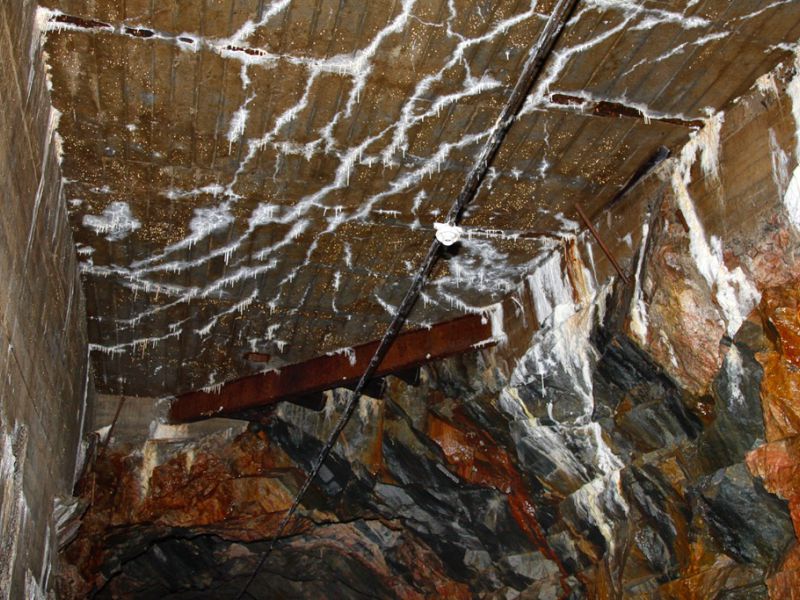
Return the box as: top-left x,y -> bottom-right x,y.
236,1 -> 580,596
575,203 -> 629,284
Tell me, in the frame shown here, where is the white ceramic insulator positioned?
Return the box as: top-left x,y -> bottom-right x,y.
433,222 -> 463,246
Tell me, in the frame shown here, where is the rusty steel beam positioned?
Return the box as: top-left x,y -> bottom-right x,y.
169,315 -> 493,422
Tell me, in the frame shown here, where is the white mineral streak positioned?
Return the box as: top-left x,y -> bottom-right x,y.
502,390 -> 627,548
94,425 -> 111,442
149,423 -> 190,440
629,221 -> 650,345
163,184 -> 224,200
226,0 -> 292,47
201,370 -> 225,394
26,568 -> 48,600
2,475 -> 29,598
196,289 -> 258,337
140,441 -> 159,497
485,303 -> 507,346
36,526 -> 52,595
122,202 -> 234,273
767,42 -> 798,54
71,362 -> 91,484
724,344 -> 746,408
227,101 -> 252,147
782,53 -> 800,229
731,0 -> 797,23
45,0 -> 745,367
88,328 -> 183,356
529,300 -> 599,416
495,239 -> 628,547
770,128 -> 791,197
323,391 -> 338,422
328,346 -> 357,367
756,71 -> 781,99
373,293 -> 398,316
513,249 -> 604,415
1,427 -> 25,584
586,421 -> 623,475
82,202 -> 141,241
670,112 -> 760,336
525,251 -> 573,325
553,213 -> 580,234
48,107 -> 64,164
433,235 -> 532,302
358,396 -> 381,422
622,32 -> 728,78
510,416 -> 592,480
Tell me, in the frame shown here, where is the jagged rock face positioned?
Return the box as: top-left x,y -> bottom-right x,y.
630,183 -> 728,398
60,273 -> 800,598
746,286 -> 800,597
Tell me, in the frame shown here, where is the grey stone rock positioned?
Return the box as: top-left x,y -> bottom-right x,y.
694,463 -> 794,569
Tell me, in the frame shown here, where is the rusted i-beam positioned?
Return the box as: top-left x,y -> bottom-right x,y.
169,315 -> 493,422
575,203 -> 629,285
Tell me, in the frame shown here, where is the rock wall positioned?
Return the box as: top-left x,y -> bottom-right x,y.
58,54 -> 800,598
0,2 -> 93,597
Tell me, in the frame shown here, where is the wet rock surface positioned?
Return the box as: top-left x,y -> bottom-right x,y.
59,275 -> 800,598
629,184 -> 728,398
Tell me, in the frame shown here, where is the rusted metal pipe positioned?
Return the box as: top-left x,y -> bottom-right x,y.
575,203 -> 629,285
235,1 -> 581,597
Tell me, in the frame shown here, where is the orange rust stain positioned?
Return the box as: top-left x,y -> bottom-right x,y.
753,286 -> 800,442
65,431 -> 312,590
364,404 -> 386,477
767,544 -> 800,600
426,413 -> 512,492
426,410 -> 575,596
757,352 -> 800,443
747,437 -> 800,540
745,282 -> 800,595
762,287 -> 800,368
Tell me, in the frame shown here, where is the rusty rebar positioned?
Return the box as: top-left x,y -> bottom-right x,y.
575,203 -> 629,285
97,395 -> 126,460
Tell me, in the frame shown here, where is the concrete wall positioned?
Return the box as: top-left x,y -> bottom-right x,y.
0,1 -> 92,597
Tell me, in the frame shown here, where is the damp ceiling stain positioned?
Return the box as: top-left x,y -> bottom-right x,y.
36,0 -> 800,396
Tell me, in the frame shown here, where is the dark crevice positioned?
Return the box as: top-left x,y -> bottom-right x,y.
123,27 -> 155,38
53,14 -> 113,30
223,45 -> 269,57
600,145 -> 672,213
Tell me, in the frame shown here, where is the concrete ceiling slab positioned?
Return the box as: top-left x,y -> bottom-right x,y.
36,0 -> 800,396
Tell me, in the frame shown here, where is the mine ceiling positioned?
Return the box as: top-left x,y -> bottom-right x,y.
37,0 -> 800,397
